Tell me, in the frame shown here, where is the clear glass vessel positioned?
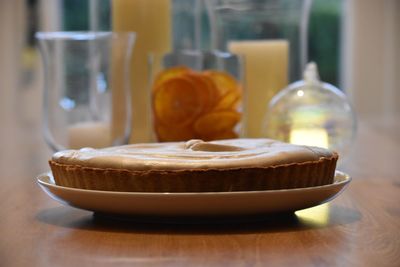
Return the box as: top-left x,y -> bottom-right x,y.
36,31 -> 135,151
265,63 -> 357,158
149,50 -> 244,142
205,0 -> 312,138
206,0 -> 312,81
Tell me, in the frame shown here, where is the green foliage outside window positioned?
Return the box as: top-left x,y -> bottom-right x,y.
308,0 -> 342,86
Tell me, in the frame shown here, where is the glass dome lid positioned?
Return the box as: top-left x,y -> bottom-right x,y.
264,62 -> 357,159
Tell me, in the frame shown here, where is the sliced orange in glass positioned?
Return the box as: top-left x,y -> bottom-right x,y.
203,70 -> 240,97
201,130 -> 238,141
214,90 -> 241,111
153,76 -> 204,126
153,66 -> 191,90
193,110 -> 241,136
155,121 -> 195,142
183,72 -> 219,112
199,73 -> 221,110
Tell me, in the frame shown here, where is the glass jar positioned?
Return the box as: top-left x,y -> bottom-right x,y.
206,0 -> 312,138
149,50 -> 243,142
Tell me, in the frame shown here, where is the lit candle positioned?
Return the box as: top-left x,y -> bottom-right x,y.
228,40 -> 289,138
68,121 -> 111,149
112,0 -> 171,143
289,128 -> 329,148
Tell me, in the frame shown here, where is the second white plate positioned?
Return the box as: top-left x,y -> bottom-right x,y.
37,171 -> 351,217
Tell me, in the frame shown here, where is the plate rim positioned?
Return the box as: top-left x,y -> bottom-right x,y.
37,170 -> 351,196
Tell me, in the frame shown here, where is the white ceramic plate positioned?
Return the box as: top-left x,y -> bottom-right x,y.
37,171 -> 351,217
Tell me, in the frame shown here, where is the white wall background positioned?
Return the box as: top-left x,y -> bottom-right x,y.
343,0 -> 400,122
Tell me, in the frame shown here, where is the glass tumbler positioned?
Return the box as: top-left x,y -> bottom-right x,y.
36,32 -> 135,151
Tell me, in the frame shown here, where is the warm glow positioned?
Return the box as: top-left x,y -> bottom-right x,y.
297,90 -> 304,97
295,203 -> 330,226
290,128 -> 329,148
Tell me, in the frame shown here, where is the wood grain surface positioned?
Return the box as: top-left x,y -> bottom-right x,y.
0,108 -> 399,266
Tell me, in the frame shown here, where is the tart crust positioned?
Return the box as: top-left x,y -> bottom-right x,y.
49,153 -> 338,192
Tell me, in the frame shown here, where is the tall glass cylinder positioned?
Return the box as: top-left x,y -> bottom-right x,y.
36,32 -> 135,151
206,0 -> 312,137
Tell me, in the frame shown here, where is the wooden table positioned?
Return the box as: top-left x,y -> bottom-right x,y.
1,111 -> 399,266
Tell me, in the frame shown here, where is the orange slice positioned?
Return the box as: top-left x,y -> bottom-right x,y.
155,122 -> 195,142
184,72 -> 219,112
153,66 -> 190,90
193,110 -> 241,136
201,130 -> 238,141
203,70 -> 240,97
153,76 -> 204,126
199,73 -> 221,110
214,90 -> 241,111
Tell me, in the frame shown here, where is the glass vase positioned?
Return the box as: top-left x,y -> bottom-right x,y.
36,31 -> 135,151
206,0 -> 312,138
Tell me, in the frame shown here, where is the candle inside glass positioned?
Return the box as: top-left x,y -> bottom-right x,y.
112,0 -> 171,143
68,122 -> 111,149
290,128 -> 329,149
228,40 -> 289,138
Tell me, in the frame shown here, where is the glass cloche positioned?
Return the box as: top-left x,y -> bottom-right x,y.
264,62 -> 357,159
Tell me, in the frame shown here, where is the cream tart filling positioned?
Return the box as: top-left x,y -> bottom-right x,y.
51,138 -> 336,171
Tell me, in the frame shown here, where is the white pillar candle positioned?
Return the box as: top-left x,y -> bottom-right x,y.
68,121 -> 111,149
228,40 -> 289,138
112,0 -> 171,143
